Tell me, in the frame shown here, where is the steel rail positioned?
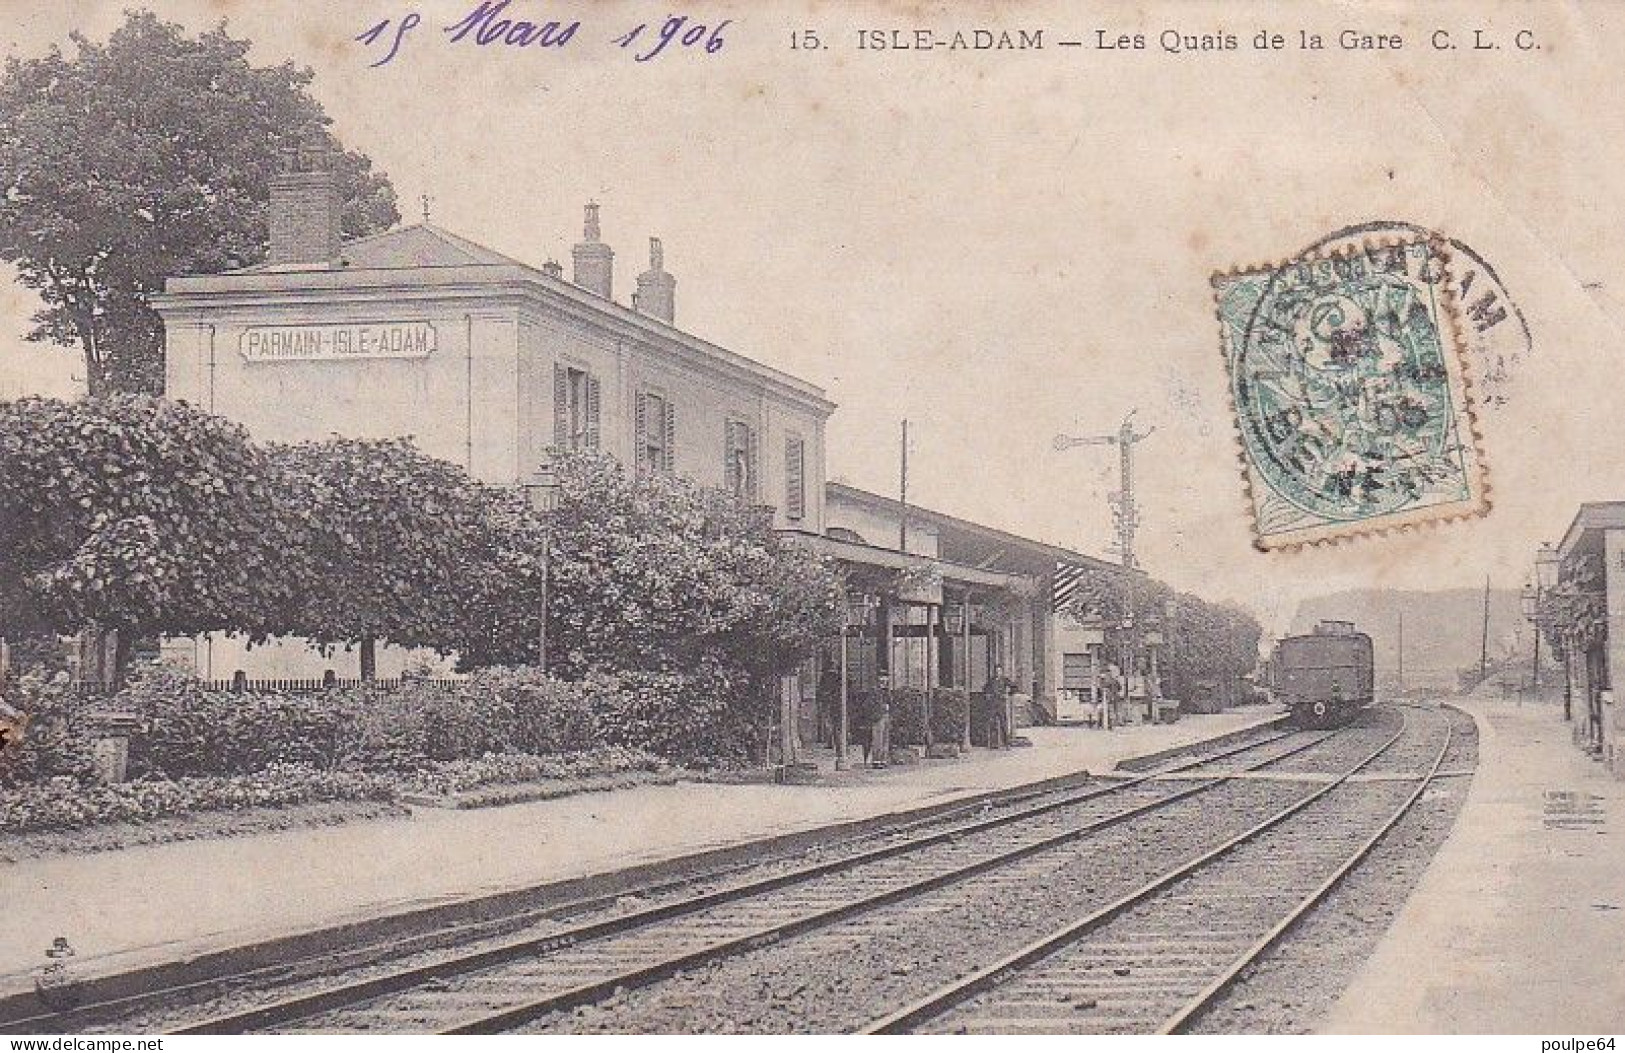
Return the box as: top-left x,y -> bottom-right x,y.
431,728 -> 1342,1034
1155,717 -> 1456,1034
859,712 -> 1414,1035
165,726 -> 1311,1035
2,733 -> 1274,1035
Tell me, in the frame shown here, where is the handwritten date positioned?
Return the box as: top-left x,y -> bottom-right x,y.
358,1 -> 729,67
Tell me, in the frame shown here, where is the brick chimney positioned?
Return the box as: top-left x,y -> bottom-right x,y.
267,144 -> 341,267
633,237 -> 676,324
571,202 -> 613,299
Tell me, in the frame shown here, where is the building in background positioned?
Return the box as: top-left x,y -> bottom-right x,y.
1553,502 -> 1625,777
152,152 -> 832,677
801,482 -> 1126,744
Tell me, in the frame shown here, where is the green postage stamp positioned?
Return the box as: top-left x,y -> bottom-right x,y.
1213,239 -> 1489,550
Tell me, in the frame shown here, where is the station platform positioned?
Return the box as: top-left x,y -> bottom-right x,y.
1322,690 -> 1625,1033
0,708 -> 1276,1004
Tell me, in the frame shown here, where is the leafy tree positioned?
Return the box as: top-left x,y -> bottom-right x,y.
0,10 -> 398,395
270,438 -> 541,679
545,450 -> 842,689
0,395 -> 310,681
1065,568 -> 1261,711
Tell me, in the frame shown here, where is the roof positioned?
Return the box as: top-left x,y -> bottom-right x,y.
825,482 -> 1124,574
235,224 -> 527,272
155,225 -> 834,413
1557,501 -> 1625,558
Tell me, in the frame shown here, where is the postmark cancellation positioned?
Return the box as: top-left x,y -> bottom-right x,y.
1213,239 -> 1489,551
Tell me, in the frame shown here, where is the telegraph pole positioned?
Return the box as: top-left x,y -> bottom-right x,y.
1055,410 -> 1156,724
899,419 -> 910,553
1479,575 -> 1492,686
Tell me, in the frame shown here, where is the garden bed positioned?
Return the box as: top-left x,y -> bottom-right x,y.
0,747 -> 678,858
0,797 -> 410,862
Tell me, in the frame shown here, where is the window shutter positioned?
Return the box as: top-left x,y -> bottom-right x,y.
746,424 -> 760,501
724,421 -> 738,493
553,364 -> 568,448
786,436 -> 805,520
634,392 -> 649,475
585,373 -> 601,449
662,399 -> 676,472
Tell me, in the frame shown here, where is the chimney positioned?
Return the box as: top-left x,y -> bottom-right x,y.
267,143 -> 341,267
633,237 -> 676,324
571,202 -> 613,299
541,259 -> 563,280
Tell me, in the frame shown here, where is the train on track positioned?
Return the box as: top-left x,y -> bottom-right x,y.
1269,619 -> 1374,728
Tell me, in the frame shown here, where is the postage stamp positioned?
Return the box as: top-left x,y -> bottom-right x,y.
1301,221 -> 1530,412
1212,239 -> 1489,551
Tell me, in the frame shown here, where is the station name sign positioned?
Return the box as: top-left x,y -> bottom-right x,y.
240,321 -> 437,362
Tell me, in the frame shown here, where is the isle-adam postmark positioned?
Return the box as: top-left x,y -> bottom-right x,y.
1213,239 -> 1489,550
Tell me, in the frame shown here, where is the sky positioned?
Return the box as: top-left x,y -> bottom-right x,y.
4,0 -> 1624,634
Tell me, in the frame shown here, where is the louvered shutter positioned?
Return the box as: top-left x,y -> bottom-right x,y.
661,399 -> 676,472
724,421 -> 738,493
785,436 -> 805,520
585,373 -> 601,449
746,423 -> 760,501
634,392 -> 649,475
553,364 -> 568,448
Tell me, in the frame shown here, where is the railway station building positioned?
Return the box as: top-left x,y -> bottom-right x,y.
151,152 -> 1127,743
1553,502 -> 1625,777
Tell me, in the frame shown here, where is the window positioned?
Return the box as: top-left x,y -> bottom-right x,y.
785,434 -> 806,520
724,418 -> 758,500
553,364 -> 600,450
635,390 -> 676,475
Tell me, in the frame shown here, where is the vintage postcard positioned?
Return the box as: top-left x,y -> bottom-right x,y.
0,0 -> 1620,1042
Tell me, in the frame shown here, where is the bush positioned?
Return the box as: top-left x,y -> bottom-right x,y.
324,667 -> 600,771
0,673 -> 98,787
929,688 -> 969,745
394,746 -> 665,798
589,663 -> 758,768
119,665 -> 348,778
0,765 -> 395,834
472,667 -> 598,756
887,687 -> 928,746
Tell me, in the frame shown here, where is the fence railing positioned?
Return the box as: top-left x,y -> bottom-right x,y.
67,676 -> 466,697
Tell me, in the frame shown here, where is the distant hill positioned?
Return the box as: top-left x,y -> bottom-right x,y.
1289,587 -> 1532,690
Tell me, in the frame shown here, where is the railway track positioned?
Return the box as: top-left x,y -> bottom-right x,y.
22,707 -> 1470,1036
109,722 -> 1341,1034
866,704 -> 1455,1034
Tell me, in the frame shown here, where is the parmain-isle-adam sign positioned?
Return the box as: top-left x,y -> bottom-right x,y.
240,321 -> 437,362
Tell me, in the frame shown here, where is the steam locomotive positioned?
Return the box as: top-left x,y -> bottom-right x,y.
1270,620 -> 1374,728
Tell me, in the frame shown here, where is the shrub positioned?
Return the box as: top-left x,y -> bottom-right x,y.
929,688 -> 969,745
325,668 -> 599,770
589,663 -> 758,768
0,765 -> 394,834
887,686 -> 928,746
470,667 -> 598,756
394,745 -> 665,798
0,674 -> 98,787
119,665 -> 348,778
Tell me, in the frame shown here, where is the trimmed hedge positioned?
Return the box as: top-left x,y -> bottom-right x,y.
888,687 -> 969,747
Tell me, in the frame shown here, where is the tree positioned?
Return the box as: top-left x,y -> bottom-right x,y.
270,438 -> 540,679
1065,568 -> 1262,712
0,395 -> 311,681
0,11 -> 398,395
545,450 -> 842,688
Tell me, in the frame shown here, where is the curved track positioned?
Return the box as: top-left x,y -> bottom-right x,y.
866,704 -> 1456,1034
